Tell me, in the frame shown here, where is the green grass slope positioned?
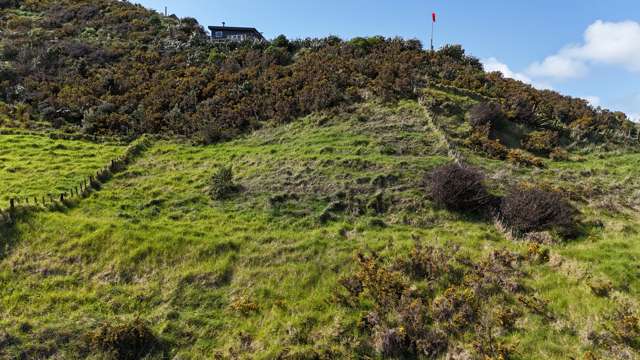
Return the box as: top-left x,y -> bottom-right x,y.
0,132 -> 124,203
1,101 -> 639,359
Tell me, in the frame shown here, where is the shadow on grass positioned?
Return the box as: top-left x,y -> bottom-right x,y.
0,213 -> 25,261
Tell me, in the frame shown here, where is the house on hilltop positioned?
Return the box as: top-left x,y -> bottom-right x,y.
209,23 -> 265,42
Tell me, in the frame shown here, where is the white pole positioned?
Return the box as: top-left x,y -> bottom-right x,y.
431,19 -> 434,51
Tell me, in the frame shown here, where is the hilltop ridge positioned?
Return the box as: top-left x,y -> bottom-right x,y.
0,0 -> 637,151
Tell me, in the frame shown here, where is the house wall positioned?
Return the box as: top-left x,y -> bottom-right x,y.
211,30 -> 261,41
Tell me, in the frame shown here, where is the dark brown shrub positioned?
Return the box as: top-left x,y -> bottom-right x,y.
610,309 -> 640,349
426,163 -> 493,213
88,318 -> 160,360
468,102 -> 505,129
500,187 -> 577,236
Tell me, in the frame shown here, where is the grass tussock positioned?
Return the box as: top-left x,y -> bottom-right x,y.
87,318 -> 161,360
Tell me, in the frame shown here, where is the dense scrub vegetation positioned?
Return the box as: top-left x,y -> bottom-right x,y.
339,243 -> 552,358
0,0 -> 637,146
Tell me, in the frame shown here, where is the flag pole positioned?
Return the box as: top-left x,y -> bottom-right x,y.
431,20 -> 434,51
430,12 -> 436,51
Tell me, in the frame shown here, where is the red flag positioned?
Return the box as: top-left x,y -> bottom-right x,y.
432,12 -> 436,23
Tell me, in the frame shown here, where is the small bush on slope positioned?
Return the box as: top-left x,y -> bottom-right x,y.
209,166 -> 239,200
468,102 -> 505,130
426,163 -> 494,213
87,318 -> 160,360
500,186 -> 577,237
522,130 -> 560,156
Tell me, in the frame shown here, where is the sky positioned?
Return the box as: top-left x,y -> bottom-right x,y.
135,0 -> 640,122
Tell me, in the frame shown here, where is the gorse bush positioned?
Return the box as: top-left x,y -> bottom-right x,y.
426,163 -> 493,213
338,243 -> 543,358
500,186 -> 577,236
522,130 -> 560,156
209,166 -> 238,200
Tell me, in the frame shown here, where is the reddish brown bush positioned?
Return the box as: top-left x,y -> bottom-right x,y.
468,101 -> 505,129
426,163 -> 493,213
500,186 -> 577,236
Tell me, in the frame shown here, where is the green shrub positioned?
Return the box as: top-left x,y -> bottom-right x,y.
209,166 -> 238,200
339,244 -> 539,359
207,49 -> 226,64
464,131 -> 509,159
506,149 -> 545,168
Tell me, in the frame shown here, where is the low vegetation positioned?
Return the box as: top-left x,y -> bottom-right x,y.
0,103 -> 638,358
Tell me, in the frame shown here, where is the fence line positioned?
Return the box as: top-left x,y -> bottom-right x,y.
0,127 -> 130,145
419,96 -> 466,165
0,135 -> 152,226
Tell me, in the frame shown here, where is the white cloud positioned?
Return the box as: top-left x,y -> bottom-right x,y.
526,20 -> 640,79
482,57 -> 552,90
630,113 -> 640,123
527,53 -> 588,79
584,96 -> 601,107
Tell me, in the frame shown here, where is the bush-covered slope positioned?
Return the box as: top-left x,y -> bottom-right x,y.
0,0 -> 638,147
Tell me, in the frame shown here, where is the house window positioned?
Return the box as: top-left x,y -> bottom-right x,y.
215,31 -> 224,38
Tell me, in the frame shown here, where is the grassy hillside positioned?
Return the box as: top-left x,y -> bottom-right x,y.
1,1 -> 639,359
1,101 -> 639,359
0,132 -> 123,203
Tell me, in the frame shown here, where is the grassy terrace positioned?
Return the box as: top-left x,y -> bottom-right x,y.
0,102 -> 638,358
0,132 -> 124,204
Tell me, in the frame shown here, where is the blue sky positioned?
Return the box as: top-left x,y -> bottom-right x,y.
135,0 -> 640,121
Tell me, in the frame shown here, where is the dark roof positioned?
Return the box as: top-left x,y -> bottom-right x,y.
208,26 -> 265,39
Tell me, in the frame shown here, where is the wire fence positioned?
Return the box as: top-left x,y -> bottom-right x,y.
0,135 -> 152,226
